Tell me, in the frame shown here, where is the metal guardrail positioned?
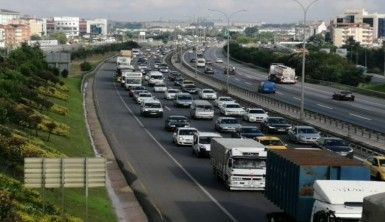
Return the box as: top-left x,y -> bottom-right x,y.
166,52 -> 385,158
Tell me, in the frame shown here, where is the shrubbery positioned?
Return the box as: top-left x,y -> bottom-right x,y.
80,61 -> 93,72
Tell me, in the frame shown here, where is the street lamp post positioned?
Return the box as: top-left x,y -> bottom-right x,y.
208,9 -> 246,91
292,0 -> 319,121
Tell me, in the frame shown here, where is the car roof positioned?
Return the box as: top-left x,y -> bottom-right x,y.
177,127 -> 197,131
218,117 -> 237,120
195,132 -> 222,137
168,115 -> 187,119
240,126 -> 258,129
296,125 -> 316,129
248,108 -> 264,110
256,136 -> 281,140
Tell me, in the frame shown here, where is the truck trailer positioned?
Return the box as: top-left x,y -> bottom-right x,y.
268,63 -> 296,84
210,138 -> 267,191
265,149 -> 372,222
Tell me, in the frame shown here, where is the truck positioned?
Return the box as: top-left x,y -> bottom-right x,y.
268,63 -> 296,84
362,192 -> 385,222
116,56 -> 131,67
122,71 -> 143,89
210,138 -> 267,191
265,149 -> 372,222
120,50 -> 132,58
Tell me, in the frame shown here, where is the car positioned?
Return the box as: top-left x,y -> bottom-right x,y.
214,117 -> 241,133
192,132 -> 222,157
260,117 -> 292,133
255,136 -> 288,150
140,99 -> 163,117
288,126 -> 321,144
231,126 -> 264,139
173,127 -> 198,146
182,84 -> 199,94
332,91 -> 355,101
214,96 -> 236,108
190,100 -> 214,120
174,93 -> 193,107
164,88 -> 181,100
190,58 -> 196,63
164,115 -> 190,131
174,77 -> 184,86
168,71 -> 181,81
243,108 -> 269,122
132,89 -> 149,100
363,156 -> 385,180
153,83 -> 167,92
135,92 -> 153,104
220,103 -> 245,116
216,58 -> 223,63
223,66 -> 235,75
198,88 -> 217,100
159,64 -> 169,73
204,67 -> 215,74
314,137 -> 353,159
181,80 -> 195,88
258,81 -> 276,93
129,86 -> 146,97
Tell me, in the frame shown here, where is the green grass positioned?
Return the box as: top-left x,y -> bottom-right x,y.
42,76 -> 117,222
362,83 -> 385,93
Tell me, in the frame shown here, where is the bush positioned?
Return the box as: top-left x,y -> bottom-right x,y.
61,69 -> 69,78
80,61 -> 92,72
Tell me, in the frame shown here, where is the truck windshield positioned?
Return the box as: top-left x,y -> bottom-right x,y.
233,158 -> 266,169
199,137 -> 218,144
179,130 -> 196,135
126,79 -> 141,84
151,76 -> 163,79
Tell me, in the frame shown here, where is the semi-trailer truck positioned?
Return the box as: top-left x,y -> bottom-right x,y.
268,63 -> 296,84
210,138 -> 267,191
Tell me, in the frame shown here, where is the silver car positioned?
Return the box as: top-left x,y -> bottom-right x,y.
215,117 -> 241,133
288,126 -> 321,144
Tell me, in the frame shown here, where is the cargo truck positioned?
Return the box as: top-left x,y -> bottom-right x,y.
362,192 -> 385,222
123,71 -> 143,89
265,149 -> 373,222
268,63 -> 296,84
210,138 -> 267,191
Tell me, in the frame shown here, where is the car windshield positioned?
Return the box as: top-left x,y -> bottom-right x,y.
196,105 -> 212,110
179,129 -> 196,135
145,103 -> 161,108
269,118 -> 288,124
249,109 -> 265,114
241,128 -> 261,133
260,139 -> 284,146
233,158 -> 266,169
178,95 -> 192,100
226,104 -> 241,108
203,90 -> 214,93
220,98 -> 233,101
170,117 -> 187,122
151,75 -> 163,79
379,159 -> 385,166
168,89 -> 179,93
221,119 -> 238,124
298,128 -> 317,134
139,94 -> 151,97
184,85 -> 196,88
325,139 -> 349,146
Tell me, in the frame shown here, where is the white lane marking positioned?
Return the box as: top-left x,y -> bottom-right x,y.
349,113 -> 372,121
164,106 -> 171,111
245,82 -> 252,85
317,104 -> 333,110
276,92 -> 283,95
113,83 -> 238,222
293,97 -> 301,101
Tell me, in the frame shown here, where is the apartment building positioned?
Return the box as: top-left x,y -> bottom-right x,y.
2,23 -> 30,49
0,9 -> 20,25
332,23 -> 373,47
0,26 -> 5,48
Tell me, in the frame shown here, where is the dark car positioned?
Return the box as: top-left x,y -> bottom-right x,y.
190,58 -> 196,63
261,117 -> 292,133
174,77 -> 184,86
129,86 -> 146,97
204,67 -> 215,74
231,126 -> 264,139
182,84 -> 199,94
164,115 -> 190,131
168,71 -> 181,81
332,91 -> 355,101
223,66 -> 236,75
314,137 -> 354,159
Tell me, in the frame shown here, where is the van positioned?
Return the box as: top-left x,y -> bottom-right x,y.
258,81 -> 276,93
192,132 -> 222,157
147,71 -> 164,86
190,100 -> 214,119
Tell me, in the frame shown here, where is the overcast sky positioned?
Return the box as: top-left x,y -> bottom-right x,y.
1,0 -> 384,23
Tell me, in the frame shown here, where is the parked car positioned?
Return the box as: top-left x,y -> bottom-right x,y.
129,86 -> 146,97
182,84 -> 199,94
255,136 -> 288,150
214,117 -> 241,133
288,126 -> 321,144
140,99 -> 163,117
243,108 -> 268,122
164,115 -> 190,131
164,88 -> 181,100
214,96 -> 236,108
204,67 -> 215,74
173,127 -> 198,146
231,126 -> 264,139
258,81 -> 276,93
314,137 -> 353,159
363,156 -> 385,180
216,58 -> 223,63
332,91 -> 355,101
219,103 -> 245,116
260,117 -> 292,133
153,83 -> 167,92
174,93 -> 193,107
198,88 -> 217,100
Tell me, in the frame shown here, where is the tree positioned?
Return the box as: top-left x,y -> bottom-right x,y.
49,32 -> 67,44
244,26 -> 258,37
29,115 -> 42,136
61,69 -> 69,78
30,35 -> 42,40
80,61 -> 92,71
45,122 -> 57,141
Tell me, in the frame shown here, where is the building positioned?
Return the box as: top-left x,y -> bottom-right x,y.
87,19 -> 108,36
332,23 -> 373,47
25,18 -> 44,37
0,9 -> 20,25
2,23 -> 30,49
45,17 -> 80,37
0,26 -> 5,48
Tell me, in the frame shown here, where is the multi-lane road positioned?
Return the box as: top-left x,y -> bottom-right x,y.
183,47 -> 385,133
94,59 -> 279,221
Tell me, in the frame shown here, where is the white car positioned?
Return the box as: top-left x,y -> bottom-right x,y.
135,92 -> 153,104
214,96 -> 236,108
140,99 -> 163,117
154,83 -> 167,92
216,58 -> 223,63
164,88 -> 181,100
199,89 -> 217,100
172,127 -> 198,146
243,108 -> 269,122
220,103 -> 245,116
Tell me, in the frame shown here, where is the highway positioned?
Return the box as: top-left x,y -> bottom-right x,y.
183,47 -> 385,133
93,59 -> 279,221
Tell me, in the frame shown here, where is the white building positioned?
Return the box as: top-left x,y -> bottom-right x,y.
0,9 -> 20,25
332,23 -> 373,47
0,26 -> 5,48
87,19 -> 107,36
45,17 -> 80,37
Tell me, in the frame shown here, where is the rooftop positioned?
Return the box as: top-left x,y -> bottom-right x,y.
0,9 -> 19,14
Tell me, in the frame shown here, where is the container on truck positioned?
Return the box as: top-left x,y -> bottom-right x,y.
210,138 -> 267,191
362,192 -> 385,222
265,149 -> 371,222
268,63 -> 296,84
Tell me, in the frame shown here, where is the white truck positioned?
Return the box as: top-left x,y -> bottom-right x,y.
116,56 -> 131,66
268,63 -> 296,84
210,138 -> 267,191
123,71 -> 143,89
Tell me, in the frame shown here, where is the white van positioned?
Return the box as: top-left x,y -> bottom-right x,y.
190,100 -> 214,119
147,71 -> 164,86
192,132 -> 222,157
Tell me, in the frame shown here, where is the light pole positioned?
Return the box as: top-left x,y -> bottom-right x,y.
292,0 -> 319,121
208,9 -> 246,91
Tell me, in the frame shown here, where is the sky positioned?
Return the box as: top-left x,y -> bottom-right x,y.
0,0 -> 384,23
